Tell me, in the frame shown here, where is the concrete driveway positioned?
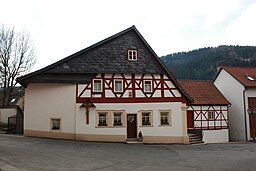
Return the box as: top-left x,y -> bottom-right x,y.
0,134 -> 256,171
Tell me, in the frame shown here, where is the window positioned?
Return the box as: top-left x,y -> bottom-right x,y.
113,112 -> 122,126
144,80 -> 152,93
51,118 -> 60,130
96,110 -> 124,127
246,76 -> 256,81
114,80 -> 123,92
98,112 -> 108,126
159,110 -> 171,126
128,50 -> 137,61
141,111 -> 152,126
208,111 -> 215,120
93,79 -> 102,92
160,112 -> 169,125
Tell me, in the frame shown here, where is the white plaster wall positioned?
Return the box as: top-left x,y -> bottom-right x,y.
214,69 -> 246,141
244,89 -> 256,141
0,108 -> 17,124
76,102 -> 185,137
24,83 -> 76,133
202,129 -> 229,143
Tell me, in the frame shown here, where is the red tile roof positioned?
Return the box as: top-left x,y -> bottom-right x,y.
218,66 -> 256,87
178,80 -> 230,105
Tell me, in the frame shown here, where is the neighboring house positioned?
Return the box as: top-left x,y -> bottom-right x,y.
214,66 -> 256,142
0,87 -> 25,110
0,87 -> 24,134
0,105 -> 23,134
178,80 -> 230,143
17,26 -> 192,144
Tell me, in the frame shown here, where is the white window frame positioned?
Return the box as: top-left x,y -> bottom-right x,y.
114,80 -> 123,93
159,110 -> 171,126
208,111 -> 215,120
112,111 -> 124,126
128,49 -> 138,61
140,110 -> 153,126
97,111 -> 109,126
50,117 -> 62,131
93,79 -> 102,92
144,80 -> 153,93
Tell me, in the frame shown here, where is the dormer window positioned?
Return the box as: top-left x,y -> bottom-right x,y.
128,50 -> 138,61
246,75 -> 256,81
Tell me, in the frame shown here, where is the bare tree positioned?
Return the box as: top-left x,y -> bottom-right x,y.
0,24 -> 36,105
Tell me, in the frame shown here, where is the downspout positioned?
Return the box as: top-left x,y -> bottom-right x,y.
243,87 -> 248,141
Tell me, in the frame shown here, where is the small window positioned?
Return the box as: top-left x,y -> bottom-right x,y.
93,79 -> 102,92
114,80 -> 123,92
113,112 -> 123,126
246,76 -> 256,81
51,118 -> 60,130
98,112 -> 108,126
141,112 -> 151,125
208,111 -> 215,120
144,80 -> 152,93
160,112 -> 169,125
128,50 -> 137,61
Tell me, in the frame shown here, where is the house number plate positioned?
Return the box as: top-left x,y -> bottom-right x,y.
127,115 -> 135,123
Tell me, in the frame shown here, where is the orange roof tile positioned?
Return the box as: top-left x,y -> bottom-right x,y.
218,66 -> 256,87
178,80 -> 230,105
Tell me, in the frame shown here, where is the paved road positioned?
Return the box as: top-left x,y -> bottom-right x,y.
0,134 -> 256,171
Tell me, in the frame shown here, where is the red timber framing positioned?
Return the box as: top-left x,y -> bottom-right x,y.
248,97 -> 256,138
187,105 -> 228,130
76,73 -> 186,103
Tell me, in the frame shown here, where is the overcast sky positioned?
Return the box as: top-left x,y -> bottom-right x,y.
1,0 -> 256,71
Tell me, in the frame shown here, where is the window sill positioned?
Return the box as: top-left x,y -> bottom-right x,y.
140,125 -> 153,127
114,92 -> 123,94
50,129 -> 62,132
95,125 -> 125,128
158,124 -> 172,127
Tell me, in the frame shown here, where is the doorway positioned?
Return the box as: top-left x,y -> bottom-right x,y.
127,114 -> 137,139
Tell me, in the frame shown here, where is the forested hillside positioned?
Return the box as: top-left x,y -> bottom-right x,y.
161,45 -> 256,80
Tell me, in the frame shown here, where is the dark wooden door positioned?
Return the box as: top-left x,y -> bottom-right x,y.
127,114 -> 137,138
187,111 -> 194,129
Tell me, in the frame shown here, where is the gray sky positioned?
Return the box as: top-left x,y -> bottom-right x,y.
1,0 -> 256,71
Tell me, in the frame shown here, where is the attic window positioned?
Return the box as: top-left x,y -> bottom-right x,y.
128,50 -> 137,61
246,76 -> 256,81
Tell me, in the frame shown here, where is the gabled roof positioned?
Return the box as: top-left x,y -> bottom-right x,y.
178,80 -> 230,105
17,26 -> 192,102
214,66 -> 256,87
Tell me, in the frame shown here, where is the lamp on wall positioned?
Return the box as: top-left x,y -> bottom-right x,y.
80,98 -> 95,124
247,108 -> 256,142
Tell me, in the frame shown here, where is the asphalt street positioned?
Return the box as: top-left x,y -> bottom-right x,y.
0,134 -> 256,171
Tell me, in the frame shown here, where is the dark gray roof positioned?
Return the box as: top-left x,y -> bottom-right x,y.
16,26 -> 192,102
46,28 -> 165,74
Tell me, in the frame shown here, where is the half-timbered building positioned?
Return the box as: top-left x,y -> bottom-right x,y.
17,26 -> 192,144
214,66 -> 256,142
178,80 -> 230,143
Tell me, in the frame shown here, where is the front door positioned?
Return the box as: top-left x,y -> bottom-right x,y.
127,114 -> 137,139
187,110 -> 194,129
